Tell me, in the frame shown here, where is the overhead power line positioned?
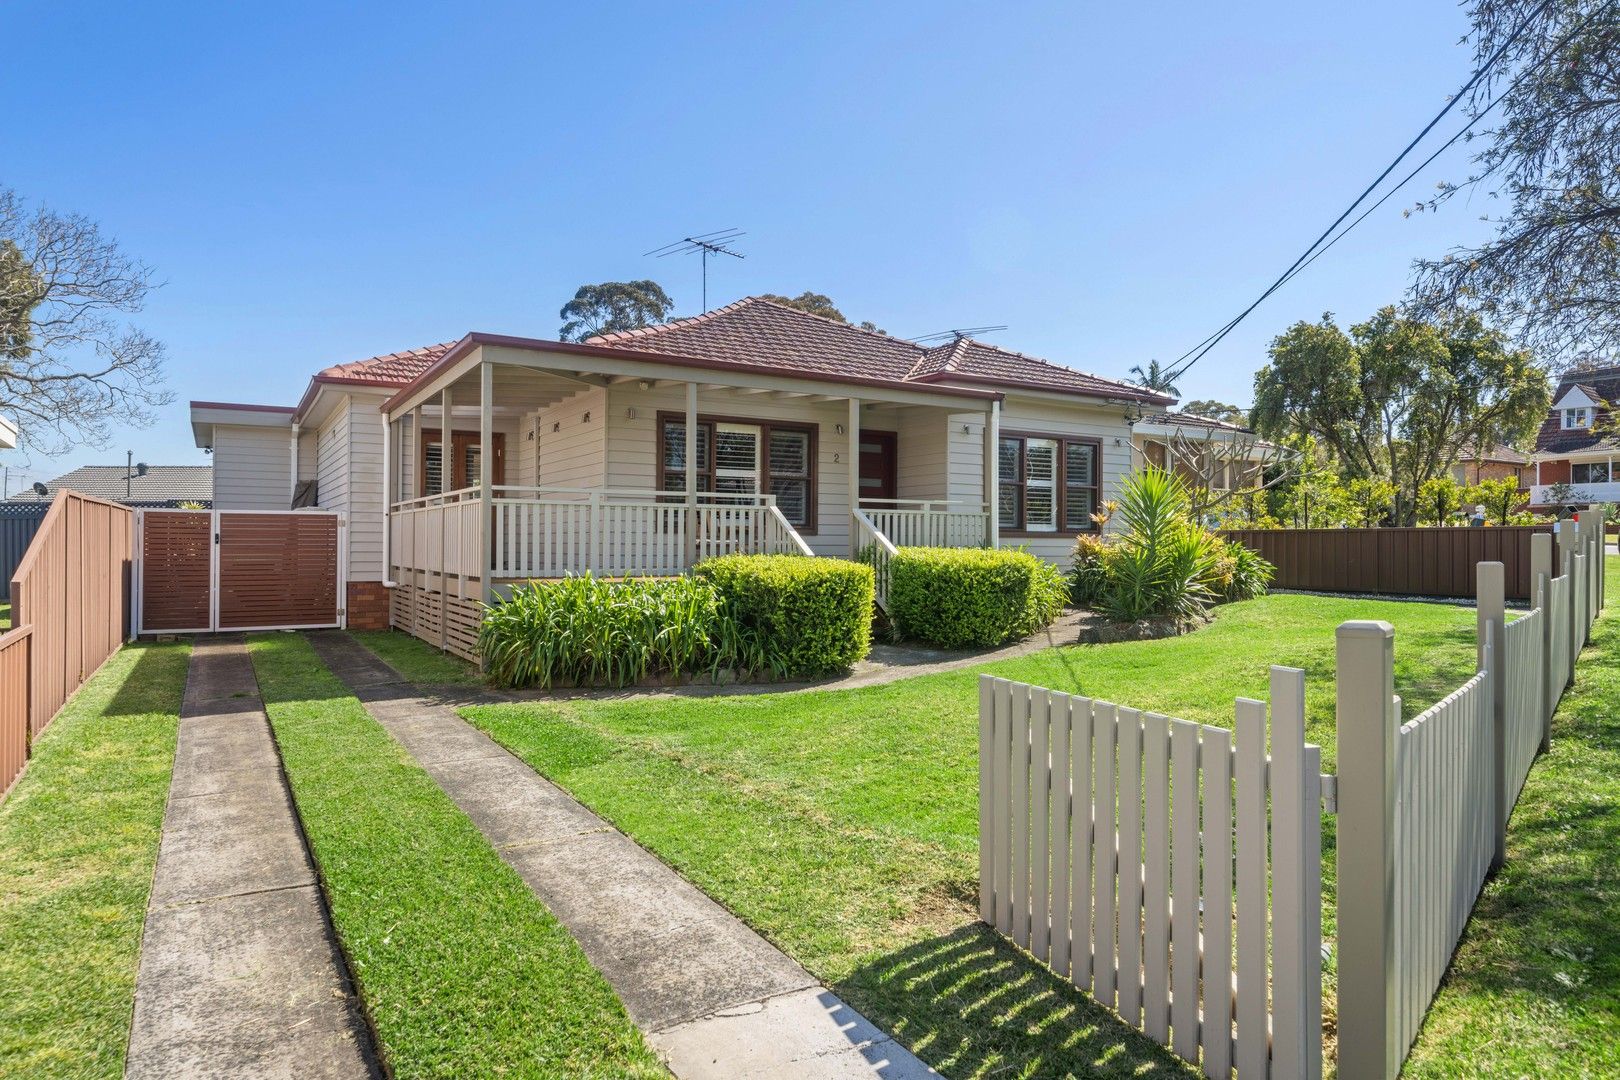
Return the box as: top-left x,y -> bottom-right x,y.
1159,0 -> 1555,385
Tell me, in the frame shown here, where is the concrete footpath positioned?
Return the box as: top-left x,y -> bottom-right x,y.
126,636 -> 376,1080
305,631 -> 938,1080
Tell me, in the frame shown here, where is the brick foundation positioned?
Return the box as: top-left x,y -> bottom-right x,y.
346,581 -> 391,630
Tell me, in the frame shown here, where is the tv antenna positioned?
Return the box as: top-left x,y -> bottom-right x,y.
645,229 -> 746,312
907,325 -> 1008,344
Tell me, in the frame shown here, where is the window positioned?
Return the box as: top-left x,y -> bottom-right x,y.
1572,461 -> 1611,484
423,441 -> 444,496
1564,407 -> 1592,429
659,414 -> 817,530
999,434 -> 1102,533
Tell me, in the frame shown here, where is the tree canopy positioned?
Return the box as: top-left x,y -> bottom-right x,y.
1412,1 -> 1620,365
0,188 -> 172,454
1127,359 -> 1180,396
558,280 -> 674,342
1250,306 -> 1549,524
1179,399 -> 1248,426
758,291 -> 883,333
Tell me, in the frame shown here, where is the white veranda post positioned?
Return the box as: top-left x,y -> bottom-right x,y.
984,399 -> 1000,548
848,397 -> 861,557
685,382 -> 698,568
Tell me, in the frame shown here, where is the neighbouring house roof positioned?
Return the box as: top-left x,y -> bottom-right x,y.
6,464 -> 213,507
1537,364 -> 1620,456
584,297 -> 1172,405
1457,442 -> 1531,466
1138,411 -> 1255,435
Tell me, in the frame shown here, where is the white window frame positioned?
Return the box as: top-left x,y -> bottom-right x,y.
1564,407 -> 1591,430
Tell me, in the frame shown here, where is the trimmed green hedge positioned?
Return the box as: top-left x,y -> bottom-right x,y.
695,554 -> 874,677
886,547 -> 1068,649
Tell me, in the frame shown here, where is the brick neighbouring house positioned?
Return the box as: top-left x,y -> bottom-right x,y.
1528,364 -> 1620,510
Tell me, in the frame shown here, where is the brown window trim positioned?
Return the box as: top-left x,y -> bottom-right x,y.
418,429 -> 506,496
655,410 -> 820,534
997,429 -> 1103,536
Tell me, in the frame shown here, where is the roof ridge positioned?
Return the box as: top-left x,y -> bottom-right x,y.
747,296 -> 921,350
585,298 -> 760,345
955,335 -> 1145,387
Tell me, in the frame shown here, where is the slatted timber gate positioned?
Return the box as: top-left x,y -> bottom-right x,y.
135,509 -> 344,634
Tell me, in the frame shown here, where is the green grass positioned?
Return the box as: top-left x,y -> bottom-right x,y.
1405,558 -> 1620,1078
0,600 -> 10,629
346,628 -> 483,686
0,641 -> 189,1078
462,590 -> 1482,1078
248,633 -> 662,1080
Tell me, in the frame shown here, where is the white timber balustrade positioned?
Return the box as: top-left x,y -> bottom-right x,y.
388,486 -> 484,584
858,498 -> 992,550
485,486 -> 812,580
852,508 -> 900,609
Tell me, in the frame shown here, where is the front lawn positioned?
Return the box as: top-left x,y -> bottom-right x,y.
249,633 -> 663,1079
462,590 -> 1481,1078
344,628 -> 483,686
0,641 -> 188,1078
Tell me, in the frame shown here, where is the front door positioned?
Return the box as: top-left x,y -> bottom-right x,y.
858,431 -> 898,503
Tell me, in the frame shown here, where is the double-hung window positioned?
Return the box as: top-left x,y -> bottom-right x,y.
659,414 -> 817,530
998,433 -> 1102,533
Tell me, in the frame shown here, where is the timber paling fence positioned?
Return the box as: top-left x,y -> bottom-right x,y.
1220,524 -> 1555,601
981,511 -> 1607,1078
1,490 -> 133,797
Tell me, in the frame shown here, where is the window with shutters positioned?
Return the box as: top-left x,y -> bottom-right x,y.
417,430 -> 504,495
658,413 -> 818,530
999,433 -> 1103,534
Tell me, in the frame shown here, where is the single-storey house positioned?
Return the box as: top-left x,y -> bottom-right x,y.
1529,366 -> 1619,508
1452,443 -> 1532,489
1131,411 -> 1278,500
6,463 -> 213,508
191,297 -> 1171,653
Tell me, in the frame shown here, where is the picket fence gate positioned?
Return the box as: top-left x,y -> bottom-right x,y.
980,512 -> 1608,1079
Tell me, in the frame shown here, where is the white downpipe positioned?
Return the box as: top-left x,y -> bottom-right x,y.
289,422 -> 300,508
381,411 -> 396,587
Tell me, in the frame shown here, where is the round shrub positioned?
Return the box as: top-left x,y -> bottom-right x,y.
694,554 -> 874,677
886,547 -> 1068,649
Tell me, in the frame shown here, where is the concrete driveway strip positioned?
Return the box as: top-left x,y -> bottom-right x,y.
126,635 -> 377,1080
306,631 -> 939,1080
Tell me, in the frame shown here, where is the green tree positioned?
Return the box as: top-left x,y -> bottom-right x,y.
558,280 -> 674,342
1127,359 -> 1180,396
1345,477 -> 1396,527
758,291 -> 883,333
1251,307 -> 1549,524
1467,476 -> 1525,526
1412,2 -> 1620,364
1418,475 -> 1465,525
1179,399 -> 1248,426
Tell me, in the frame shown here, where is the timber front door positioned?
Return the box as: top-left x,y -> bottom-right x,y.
859,431 -> 897,502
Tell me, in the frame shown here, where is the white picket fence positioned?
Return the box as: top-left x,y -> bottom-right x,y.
980,511 -> 1608,1079
978,669 -> 1325,1078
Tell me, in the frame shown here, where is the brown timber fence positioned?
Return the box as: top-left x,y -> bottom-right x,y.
2,490 -> 134,795
1220,525 -> 1556,601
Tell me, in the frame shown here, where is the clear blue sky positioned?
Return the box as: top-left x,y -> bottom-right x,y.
2,0 -> 1495,490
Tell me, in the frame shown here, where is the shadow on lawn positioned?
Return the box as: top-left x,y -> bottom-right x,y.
102,640 -> 187,718
836,921 -> 1194,1079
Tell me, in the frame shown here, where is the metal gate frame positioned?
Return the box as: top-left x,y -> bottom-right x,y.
134,508 -> 347,636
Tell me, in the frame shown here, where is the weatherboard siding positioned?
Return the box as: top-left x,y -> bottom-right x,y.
212,425 -> 290,510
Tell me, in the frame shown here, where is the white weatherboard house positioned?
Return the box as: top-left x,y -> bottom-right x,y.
192,298 -> 1172,656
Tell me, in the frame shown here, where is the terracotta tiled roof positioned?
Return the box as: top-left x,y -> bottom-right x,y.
1537,365 -> 1620,455
317,342 -> 458,386
1457,442 -> 1531,465
586,297 -> 1169,403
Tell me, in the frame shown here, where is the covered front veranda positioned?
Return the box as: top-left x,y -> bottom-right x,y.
379,335 -> 1003,657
